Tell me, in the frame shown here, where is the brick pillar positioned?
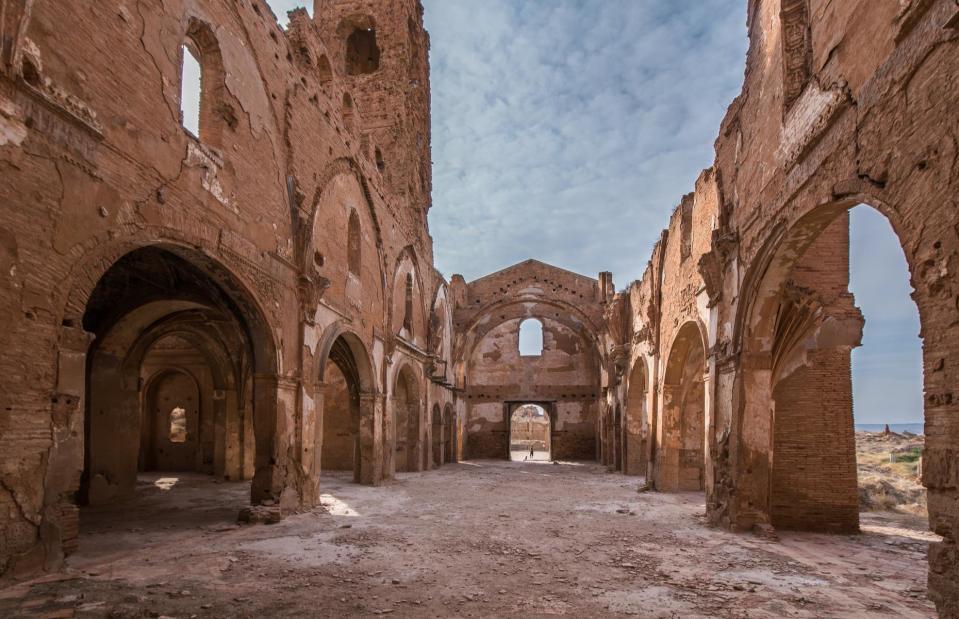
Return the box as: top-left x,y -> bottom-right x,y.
770,348 -> 858,532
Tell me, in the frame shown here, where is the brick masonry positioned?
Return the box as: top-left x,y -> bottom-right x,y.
1,1 -> 957,614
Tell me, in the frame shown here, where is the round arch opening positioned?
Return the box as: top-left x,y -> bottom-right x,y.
735,201 -> 926,533
77,245 -> 279,519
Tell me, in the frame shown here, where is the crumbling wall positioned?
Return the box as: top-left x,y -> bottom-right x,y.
606,170 -> 717,487
0,0 -> 451,579
454,260 -> 604,462
465,317 -> 597,459
606,0 -> 959,613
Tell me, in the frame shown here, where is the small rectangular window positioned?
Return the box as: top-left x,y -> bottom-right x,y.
519,319 -> 544,356
180,45 -> 202,136
169,407 -> 188,443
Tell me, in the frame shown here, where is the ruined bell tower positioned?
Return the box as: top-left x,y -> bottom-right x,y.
314,0 -> 432,220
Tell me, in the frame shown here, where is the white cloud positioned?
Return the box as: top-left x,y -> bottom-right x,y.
421,0 -> 748,284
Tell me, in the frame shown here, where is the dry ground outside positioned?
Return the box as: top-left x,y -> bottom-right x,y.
857,431 -> 926,516
0,460 -> 938,618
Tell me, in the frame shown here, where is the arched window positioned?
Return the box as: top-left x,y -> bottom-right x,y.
169,407 -> 187,443
180,44 -> 202,137
403,273 -> 414,334
345,26 -> 380,75
518,319 -> 544,357
347,210 -> 361,276
179,20 -> 226,144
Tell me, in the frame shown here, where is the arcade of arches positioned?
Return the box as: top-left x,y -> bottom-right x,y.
0,0 -> 957,616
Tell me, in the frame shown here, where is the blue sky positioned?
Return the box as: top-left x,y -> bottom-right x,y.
848,207 -> 923,425
264,1 -> 923,424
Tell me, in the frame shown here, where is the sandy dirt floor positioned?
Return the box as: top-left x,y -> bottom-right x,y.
0,460 -> 939,618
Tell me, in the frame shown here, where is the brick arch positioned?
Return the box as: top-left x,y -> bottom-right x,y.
662,319 -> 709,385
314,321 -> 377,396
131,316 -> 256,482
314,323 -> 379,485
304,158 -> 387,306
459,295 -> 603,462
624,356 -> 650,476
308,157 -> 384,254
454,297 -> 604,369
59,230 -> 280,376
657,321 -> 708,492
126,310 -> 239,391
729,195 -> 932,534
389,245 -> 428,340
389,359 -> 425,475
732,192 -> 926,358
64,237 -> 291,513
140,367 -> 202,472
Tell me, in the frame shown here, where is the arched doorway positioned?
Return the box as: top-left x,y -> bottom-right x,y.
658,322 -> 706,492
140,368 -> 201,473
431,404 -> 443,467
624,360 -> 647,476
393,365 -> 421,473
320,344 -> 357,475
79,245 -> 278,512
509,404 -> 551,462
317,331 -> 377,485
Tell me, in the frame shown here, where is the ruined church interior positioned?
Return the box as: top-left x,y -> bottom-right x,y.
0,0 -> 957,616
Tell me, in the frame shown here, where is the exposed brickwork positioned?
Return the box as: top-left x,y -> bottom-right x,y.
452,260 -> 605,462
0,0 -> 458,578
604,1 -> 959,614
0,1 -> 957,613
